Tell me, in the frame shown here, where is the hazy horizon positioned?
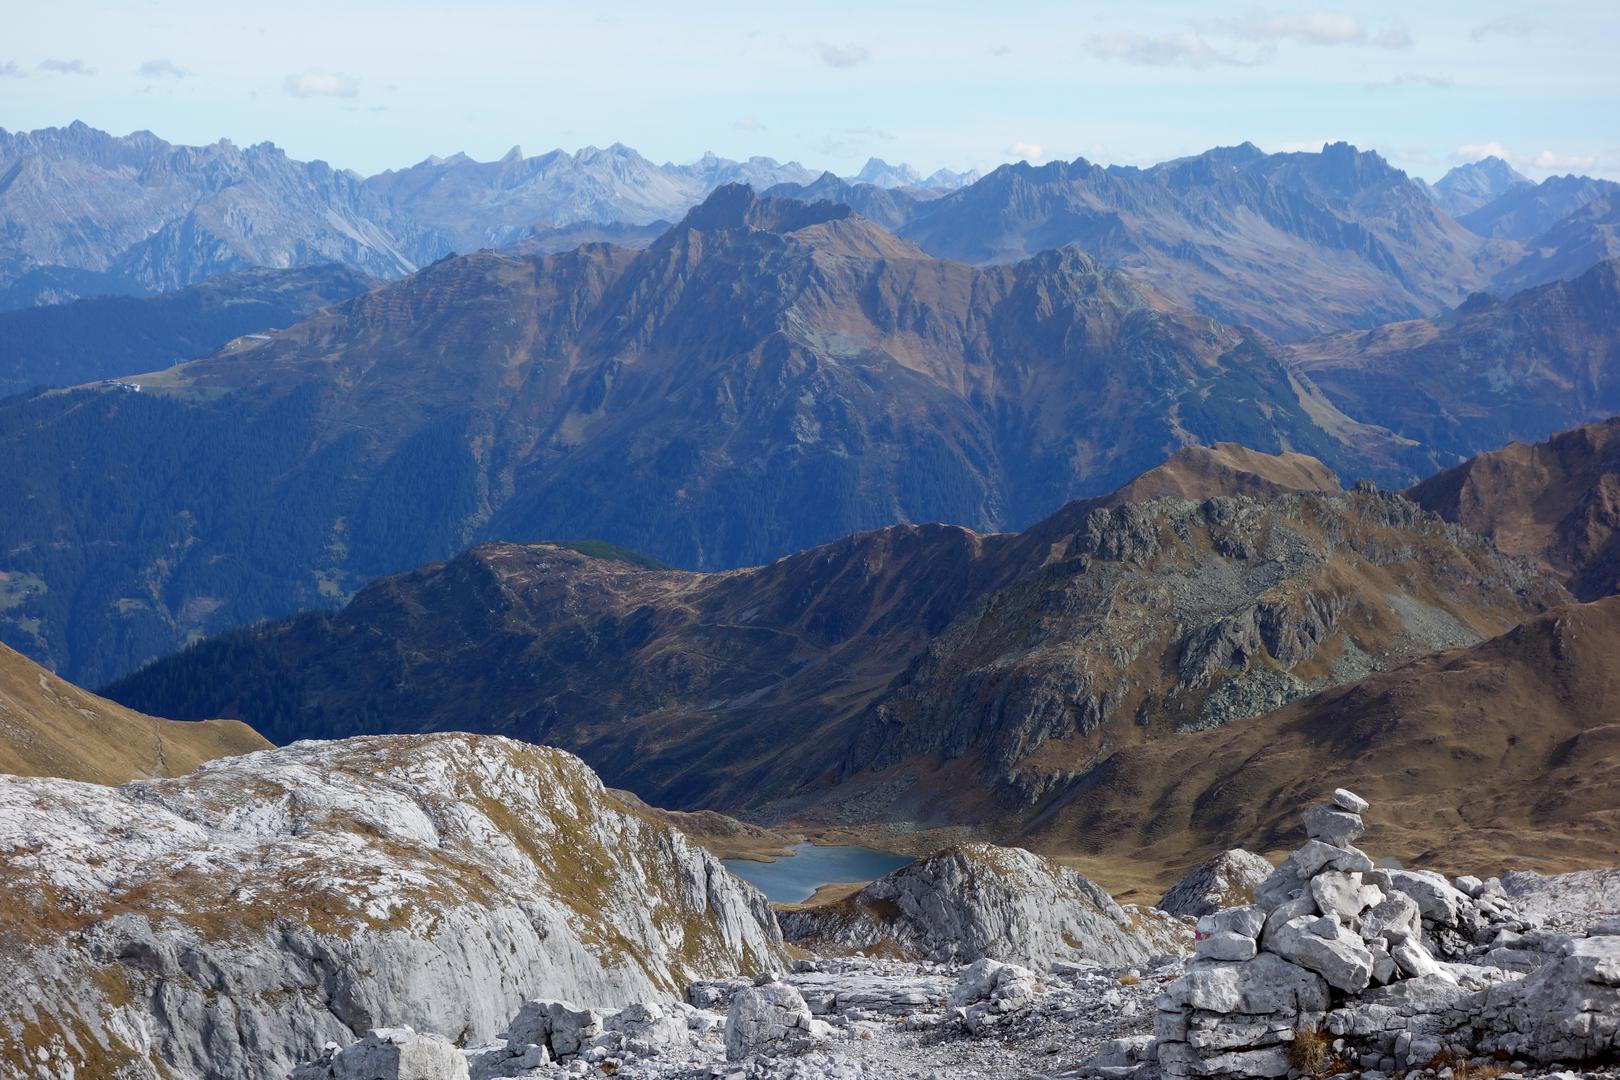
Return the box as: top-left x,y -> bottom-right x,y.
4,0 -> 1617,182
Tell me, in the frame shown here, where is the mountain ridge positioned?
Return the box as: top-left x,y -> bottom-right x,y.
0,186 -> 1429,684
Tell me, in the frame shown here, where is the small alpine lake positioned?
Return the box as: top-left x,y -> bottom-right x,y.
722,843 -> 912,904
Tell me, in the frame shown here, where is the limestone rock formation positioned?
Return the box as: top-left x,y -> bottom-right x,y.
1158,851 -> 1276,918
724,975 -> 832,1061
0,733 -> 785,1079
777,843 -> 1191,970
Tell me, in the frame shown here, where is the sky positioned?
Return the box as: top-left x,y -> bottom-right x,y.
3,0 -> 1618,182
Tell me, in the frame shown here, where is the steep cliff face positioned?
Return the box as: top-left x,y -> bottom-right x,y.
0,733 -> 785,1080
1407,417 -> 1620,600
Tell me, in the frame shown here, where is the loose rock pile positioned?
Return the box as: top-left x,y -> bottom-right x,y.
1149,789 -> 1620,1080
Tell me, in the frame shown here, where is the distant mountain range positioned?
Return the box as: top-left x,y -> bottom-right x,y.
5,124 -> 1618,343
0,123 -> 975,305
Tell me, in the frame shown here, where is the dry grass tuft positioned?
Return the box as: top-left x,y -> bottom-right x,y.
1289,1027 -> 1333,1077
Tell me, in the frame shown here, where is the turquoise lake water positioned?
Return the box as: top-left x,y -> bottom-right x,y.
722,843 -> 912,903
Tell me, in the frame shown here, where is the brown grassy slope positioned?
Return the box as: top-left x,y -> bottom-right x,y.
1104,442 -> 1342,504
1027,597 -> 1620,883
0,642 -> 267,784
1408,417 -> 1620,600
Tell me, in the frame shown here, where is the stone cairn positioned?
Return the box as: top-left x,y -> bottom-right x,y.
1152,789 -> 1620,1079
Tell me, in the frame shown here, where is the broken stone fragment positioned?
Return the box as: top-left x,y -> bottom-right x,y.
1360,890 -> 1423,946
289,1027 -> 469,1080
1267,914 -> 1374,993
1302,803 -> 1366,847
1196,930 -> 1259,962
1311,870 -> 1384,921
724,977 -> 828,1061
1332,788 -> 1369,814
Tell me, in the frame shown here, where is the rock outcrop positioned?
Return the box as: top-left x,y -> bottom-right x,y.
1157,851 -> 1277,919
1149,791 -> 1619,1079
0,733 -> 785,1080
777,843 -> 1191,969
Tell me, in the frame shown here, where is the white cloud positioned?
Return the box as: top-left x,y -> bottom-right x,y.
283,69 -> 359,98
1471,16 -> 1535,41
138,58 -> 189,79
816,42 -> 870,69
1366,73 -> 1453,91
1223,9 -> 1409,48
733,116 -> 765,132
1006,141 -> 1044,162
39,58 -> 94,75
1086,31 -> 1264,69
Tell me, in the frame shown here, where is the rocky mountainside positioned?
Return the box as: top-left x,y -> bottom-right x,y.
106,450 -> 1563,849
0,122 -> 419,294
0,732 -> 785,1079
0,640 -> 266,785
1425,157 -> 1531,218
1407,418 -> 1620,600
1288,258 -> 1620,463
891,142 -> 1507,341
0,264 -> 377,397
0,187 -> 1428,685
1032,596 -> 1620,880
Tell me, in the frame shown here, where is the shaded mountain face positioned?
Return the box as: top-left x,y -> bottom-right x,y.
106,451 -> 1562,828
1289,259 -> 1620,463
1408,418 -> 1620,601
1427,157 -> 1531,218
361,143 -> 820,259
0,264 -> 377,397
1493,190 -> 1620,295
1032,596 -> 1620,880
891,142 -> 1505,341
1459,174 -> 1620,242
0,122 -> 419,293
0,640 -> 266,785
0,187 -> 1425,684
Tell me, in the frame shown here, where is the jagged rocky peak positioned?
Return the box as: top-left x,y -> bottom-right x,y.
1145,789 -> 1620,1080
672,181 -> 855,234
0,732 -> 785,1079
779,842 -> 1191,970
